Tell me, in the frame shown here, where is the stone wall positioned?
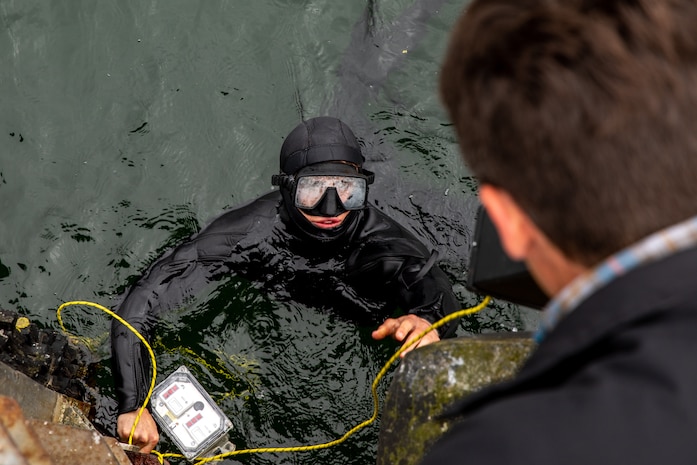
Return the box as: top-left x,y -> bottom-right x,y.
376,333 -> 535,465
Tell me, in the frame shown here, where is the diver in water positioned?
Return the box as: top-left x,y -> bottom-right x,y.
111,116 -> 461,452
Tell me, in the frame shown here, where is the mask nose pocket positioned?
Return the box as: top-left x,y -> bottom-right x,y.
308,187 -> 346,217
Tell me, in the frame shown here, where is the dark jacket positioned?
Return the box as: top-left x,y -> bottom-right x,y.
420,245 -> 697,465
112,190 -> 459,414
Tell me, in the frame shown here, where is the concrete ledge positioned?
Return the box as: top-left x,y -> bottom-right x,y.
376,333 -> 535,465
0,361 -> 92,429
28,420 -> 132,465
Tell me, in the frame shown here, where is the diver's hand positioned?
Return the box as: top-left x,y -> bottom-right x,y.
117,409 -> 159,453
372,314 -> 440,357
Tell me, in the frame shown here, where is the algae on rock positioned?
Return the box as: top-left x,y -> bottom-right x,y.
377,334 -> 535,465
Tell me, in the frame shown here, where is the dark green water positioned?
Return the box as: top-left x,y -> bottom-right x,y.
0,1 -> 540,463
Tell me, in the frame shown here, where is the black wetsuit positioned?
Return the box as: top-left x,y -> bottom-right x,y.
111,190 -> 460,414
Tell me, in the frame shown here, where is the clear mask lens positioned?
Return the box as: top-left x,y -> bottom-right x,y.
295,175 -> 367,210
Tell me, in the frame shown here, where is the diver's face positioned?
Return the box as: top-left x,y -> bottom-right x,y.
298,210 -> 350,229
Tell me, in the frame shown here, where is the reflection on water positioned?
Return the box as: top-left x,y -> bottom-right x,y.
0,1 -> 539,464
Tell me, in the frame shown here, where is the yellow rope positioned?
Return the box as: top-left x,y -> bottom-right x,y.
56,296 -> 491,464
190,295 -> 492,464
56,300 -> 158,447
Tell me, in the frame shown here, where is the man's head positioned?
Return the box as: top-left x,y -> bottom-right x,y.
273,117 -> 374,241
440,0 -> 697,268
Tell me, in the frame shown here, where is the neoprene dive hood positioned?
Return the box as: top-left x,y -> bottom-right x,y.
275,117 -> 371,242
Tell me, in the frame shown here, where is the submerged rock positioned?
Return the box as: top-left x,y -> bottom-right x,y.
377,333 -> 535,465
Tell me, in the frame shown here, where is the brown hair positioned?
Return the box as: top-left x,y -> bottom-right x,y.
440,0 -> 697,265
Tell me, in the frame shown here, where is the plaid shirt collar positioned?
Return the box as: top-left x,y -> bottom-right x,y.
534,215 -> 697,343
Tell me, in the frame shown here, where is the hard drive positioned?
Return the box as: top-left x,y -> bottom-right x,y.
151,365 -> 235,461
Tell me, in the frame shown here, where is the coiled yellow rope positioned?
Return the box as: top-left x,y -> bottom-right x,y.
56,300 -> 157,447
56,296 -> 491,464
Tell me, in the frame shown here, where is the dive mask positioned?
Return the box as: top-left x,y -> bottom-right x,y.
272,162 -> 375,215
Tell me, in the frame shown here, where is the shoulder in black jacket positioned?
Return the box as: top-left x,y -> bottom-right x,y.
420,246 -> 697,465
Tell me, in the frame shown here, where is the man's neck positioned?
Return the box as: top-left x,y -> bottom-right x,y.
525,225 -> 588,298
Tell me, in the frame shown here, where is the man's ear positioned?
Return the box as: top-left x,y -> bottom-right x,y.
478,184 -> 535,261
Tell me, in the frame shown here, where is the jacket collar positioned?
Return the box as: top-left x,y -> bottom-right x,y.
536,214 -> 697,342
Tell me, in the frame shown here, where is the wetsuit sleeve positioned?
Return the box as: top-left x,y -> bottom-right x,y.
347,237 -> 460,338
110,239 -> 222,415
111,192 -> 279,415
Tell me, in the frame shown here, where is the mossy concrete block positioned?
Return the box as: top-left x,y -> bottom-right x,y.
377,333 -> 535,465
